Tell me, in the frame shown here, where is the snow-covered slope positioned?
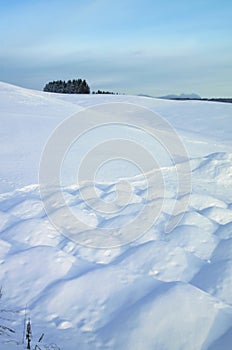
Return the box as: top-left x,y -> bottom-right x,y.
0,82 -> 232,350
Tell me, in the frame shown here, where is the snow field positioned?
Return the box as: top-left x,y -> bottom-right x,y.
0,82 -> 232,349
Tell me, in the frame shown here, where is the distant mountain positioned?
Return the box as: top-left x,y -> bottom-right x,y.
137,93 -> 155,98
160,93 -> 201,100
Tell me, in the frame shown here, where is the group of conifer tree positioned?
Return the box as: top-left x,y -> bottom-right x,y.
43,79 -> 90,94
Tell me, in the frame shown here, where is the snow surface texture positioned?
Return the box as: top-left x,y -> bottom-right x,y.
0,82 -> 232,349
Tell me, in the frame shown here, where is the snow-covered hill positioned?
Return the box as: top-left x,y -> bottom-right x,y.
0,82 -> 232,349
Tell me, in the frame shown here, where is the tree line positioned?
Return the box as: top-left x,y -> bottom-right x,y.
43,79 -> 90,94
43,79 -> 121,95
92,90 -> 118,95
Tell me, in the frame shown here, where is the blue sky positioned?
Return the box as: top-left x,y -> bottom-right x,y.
0,0 -> 231,96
